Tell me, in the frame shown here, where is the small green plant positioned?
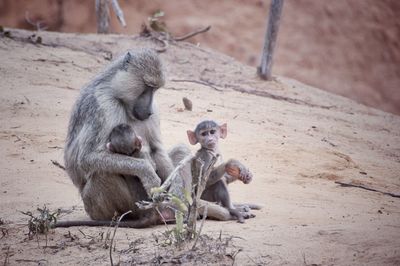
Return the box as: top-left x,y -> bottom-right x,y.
148,10 -> 168,33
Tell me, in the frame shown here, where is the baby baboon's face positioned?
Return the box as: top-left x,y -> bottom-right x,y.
107,124 -> 142,156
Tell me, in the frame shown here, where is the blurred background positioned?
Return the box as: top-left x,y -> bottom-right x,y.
1,0 -> 399,115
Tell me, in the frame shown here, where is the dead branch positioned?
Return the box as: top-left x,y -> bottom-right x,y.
155,39 -> 169,53
51,160 -> 65,171
258,0 -> 284,80
3,246 -> 10,265
335,181 -> 400,198
191,203 -> 208,250
95,0 -> 110,33
170,79 -> 223,92
174,25 -> 211,41
109,210 -> 132,266
187,154 -> 218,238
110,0 -> 126,27
15,259 -> 48,264
158,154 -> 194,193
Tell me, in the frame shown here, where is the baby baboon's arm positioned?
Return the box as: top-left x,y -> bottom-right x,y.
206,163 -> 227,186
83,151 -> 161,195
224,159 -> 253,184
206,159 -> 252,187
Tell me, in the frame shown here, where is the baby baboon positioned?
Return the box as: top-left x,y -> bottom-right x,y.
187,120 -> 255,223
107,123 -> 143,157
106,123 -> 155,169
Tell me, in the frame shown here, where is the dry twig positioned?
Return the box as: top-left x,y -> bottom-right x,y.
110,0 -> 126,27
51,160 -> 65,170
174,26 -> 211,41
158,154 -> 194,193
335,181 -> 400,198
170,79 -> 222,92
191,203 -> 208,250
109,210 -> 132,266
187,154 -> 218,238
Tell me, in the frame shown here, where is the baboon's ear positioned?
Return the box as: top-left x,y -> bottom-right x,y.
187,130 -> 198,145
219,123 -> 227,139
122,52 -> 132,70
106,142 -> 115,152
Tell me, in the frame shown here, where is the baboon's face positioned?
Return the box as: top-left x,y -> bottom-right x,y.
132,85 -> 155,121
127,49 -> 165,121
187,121 -> 228,151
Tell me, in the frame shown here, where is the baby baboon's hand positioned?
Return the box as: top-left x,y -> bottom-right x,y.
239,167 -> 253,184
225,160 -> 253,184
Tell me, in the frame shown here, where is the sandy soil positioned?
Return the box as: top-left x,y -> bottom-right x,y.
1,0 -> 399,115
0,29 -> 400,265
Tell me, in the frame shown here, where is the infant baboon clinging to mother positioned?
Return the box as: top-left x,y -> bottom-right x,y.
106,123 -> 155,169
187,120 -> 258,223
59,48 -> 256,228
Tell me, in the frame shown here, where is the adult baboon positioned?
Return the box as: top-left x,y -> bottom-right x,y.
64,48 -> 174,221
62,49 -> 251,227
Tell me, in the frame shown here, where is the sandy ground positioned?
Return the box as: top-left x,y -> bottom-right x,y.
0,30 -> 400,265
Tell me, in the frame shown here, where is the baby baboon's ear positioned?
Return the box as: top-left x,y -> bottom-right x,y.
219,123 -> 228,139
133,136 -> 143,151
106,142 -> 115,152
187,130 -> 198,145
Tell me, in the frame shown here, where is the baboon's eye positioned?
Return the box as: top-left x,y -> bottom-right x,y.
210,129 -> 216,135
201,132 -> 207,137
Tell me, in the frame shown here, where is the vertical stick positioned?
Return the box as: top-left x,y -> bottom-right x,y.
187,155 -> 217,239
95,0 -> 110,34
187,158 -> 203,237
111,0 -> 127,27
258,0 -> 284,80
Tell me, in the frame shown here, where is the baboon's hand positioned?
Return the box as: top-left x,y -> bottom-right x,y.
225,160 -> 253,184
142,164 -> 162,197
239,167 -> 253,184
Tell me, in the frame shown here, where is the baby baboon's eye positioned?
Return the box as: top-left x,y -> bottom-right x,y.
210,129 -> 216,135
201,132 -> 207,137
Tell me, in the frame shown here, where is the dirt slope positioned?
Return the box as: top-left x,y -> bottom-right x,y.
0,29 -> 399,265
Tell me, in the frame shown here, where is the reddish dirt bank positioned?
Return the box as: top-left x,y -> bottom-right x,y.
1,0 -> 399,115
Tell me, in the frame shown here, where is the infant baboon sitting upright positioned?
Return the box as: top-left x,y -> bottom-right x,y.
187,120 -> 257,223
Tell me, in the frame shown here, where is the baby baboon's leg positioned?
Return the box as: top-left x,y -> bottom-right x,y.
197,199 -> 232,221
202,181 -> 245,223
234,203 -> 263,211
81,175 -> 137,220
